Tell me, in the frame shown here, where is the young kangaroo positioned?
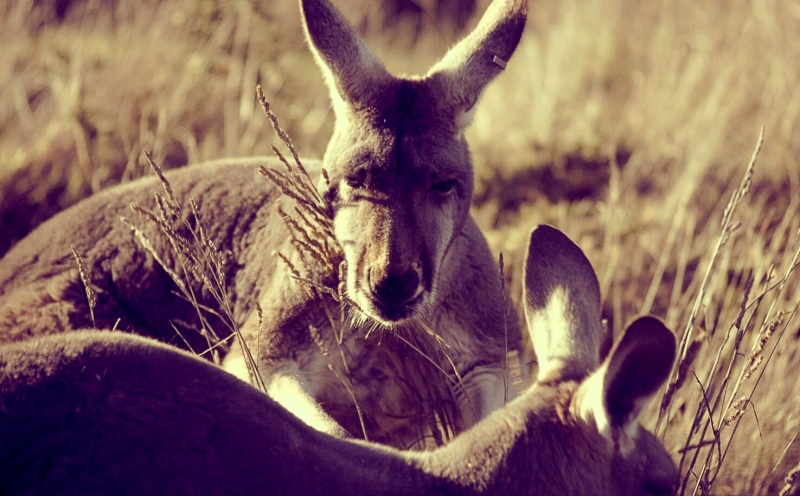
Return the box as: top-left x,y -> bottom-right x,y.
0,0 -> 528,447
0,225 -> 678,496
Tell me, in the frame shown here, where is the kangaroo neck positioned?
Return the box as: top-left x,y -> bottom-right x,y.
407,383 -> 610,496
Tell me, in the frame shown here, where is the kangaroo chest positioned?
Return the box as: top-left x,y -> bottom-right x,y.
294,320 -> 475,449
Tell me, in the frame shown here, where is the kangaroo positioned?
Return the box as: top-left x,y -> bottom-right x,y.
0,0 -> 528,447
0,225 -> 678,496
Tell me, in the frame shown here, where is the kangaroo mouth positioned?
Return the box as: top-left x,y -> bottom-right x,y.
367,292 -> 425,323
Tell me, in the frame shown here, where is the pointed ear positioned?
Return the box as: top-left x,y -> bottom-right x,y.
426,0 -> 527,128
300,0 -> 391,113
571,317 -> 675,449
601,316 -> 676,429
523,225 -> 604,383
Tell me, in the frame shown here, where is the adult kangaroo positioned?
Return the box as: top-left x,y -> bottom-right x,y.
0,225 -> 678,496
0,0 -> 527,447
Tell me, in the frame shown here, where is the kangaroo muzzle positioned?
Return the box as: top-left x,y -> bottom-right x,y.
366,265 -> 423,321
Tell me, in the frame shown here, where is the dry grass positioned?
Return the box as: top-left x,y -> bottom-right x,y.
123,150 -> 241,368
1,0 -> 799,492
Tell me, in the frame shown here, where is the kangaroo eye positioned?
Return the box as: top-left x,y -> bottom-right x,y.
432,180 -> 456,195
345,169 -> 366,188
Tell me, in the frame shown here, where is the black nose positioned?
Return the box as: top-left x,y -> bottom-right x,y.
370,269 -> 420,308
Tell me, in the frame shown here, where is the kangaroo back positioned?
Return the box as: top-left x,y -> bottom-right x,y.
0,158 -> 287,351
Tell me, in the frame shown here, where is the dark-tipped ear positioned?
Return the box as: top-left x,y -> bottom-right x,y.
523,225 -> 604,383
426,0 -> 527,128
300,0 -> 391,112
602,316 -> 676,429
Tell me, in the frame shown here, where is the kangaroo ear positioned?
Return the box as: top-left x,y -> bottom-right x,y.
300,0 -> 391,114
571,317 -> 675,448
522,225 -> 604,383
426,0 -> 527,128
601,316 -> 676,429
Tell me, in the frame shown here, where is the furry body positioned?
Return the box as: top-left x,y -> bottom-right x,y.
0,157 -> 518,446
0,225 -> 678,495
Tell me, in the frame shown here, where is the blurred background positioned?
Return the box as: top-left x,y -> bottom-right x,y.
1,0 -> 799,493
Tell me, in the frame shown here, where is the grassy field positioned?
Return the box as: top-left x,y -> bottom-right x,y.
1,0 -> 799,493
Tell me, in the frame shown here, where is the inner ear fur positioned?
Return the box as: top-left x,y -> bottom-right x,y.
426,0 -> 528,124
522,224 -> 605,383
300,0 -> 391,111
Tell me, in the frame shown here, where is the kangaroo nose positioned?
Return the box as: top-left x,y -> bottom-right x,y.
369,269 -> 420,308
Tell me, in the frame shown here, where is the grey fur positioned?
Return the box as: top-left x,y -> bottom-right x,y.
0,0 -> 530,447
0,224 -> 677,495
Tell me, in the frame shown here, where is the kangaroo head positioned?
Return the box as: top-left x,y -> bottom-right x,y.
300,0 -> 527,324
523,225 -> 678,495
